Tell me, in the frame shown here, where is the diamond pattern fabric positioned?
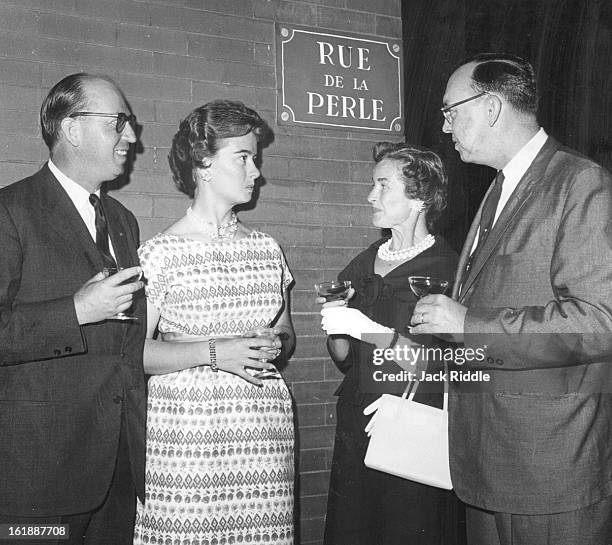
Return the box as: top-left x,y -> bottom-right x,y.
134,231 -> 294,545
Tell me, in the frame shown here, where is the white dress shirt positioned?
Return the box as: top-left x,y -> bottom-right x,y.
48,159 -> 116,257
471,128 -> 548,253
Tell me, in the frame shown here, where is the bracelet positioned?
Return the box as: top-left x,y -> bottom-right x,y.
387,330 -> 399,349
208,338 -> 218,372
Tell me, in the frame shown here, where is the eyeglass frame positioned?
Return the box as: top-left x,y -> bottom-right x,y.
69,111 -> 137,133
440,91 -> 488,124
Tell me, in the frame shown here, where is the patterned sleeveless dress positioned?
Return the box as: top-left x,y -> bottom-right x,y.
133,231 -> 295,545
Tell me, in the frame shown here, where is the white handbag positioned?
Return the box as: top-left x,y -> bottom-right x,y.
363,366 -> 452,489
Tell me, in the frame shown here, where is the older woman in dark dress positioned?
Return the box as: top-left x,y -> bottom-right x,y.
320,142 -> 465,545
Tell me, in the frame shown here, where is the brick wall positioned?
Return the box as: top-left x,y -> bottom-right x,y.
0,1 -> 402,542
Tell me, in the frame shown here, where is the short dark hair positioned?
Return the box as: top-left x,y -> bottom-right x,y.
169,100 -> 270,198
467,53 -> 538,115
373,142 -> 448,230
40,73 -> 119,150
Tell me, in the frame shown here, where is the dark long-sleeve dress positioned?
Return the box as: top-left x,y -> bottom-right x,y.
323,235 -> 466,545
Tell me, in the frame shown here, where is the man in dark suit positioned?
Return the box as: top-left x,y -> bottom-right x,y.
411,53 -> 612,544
0,74 -> 146,544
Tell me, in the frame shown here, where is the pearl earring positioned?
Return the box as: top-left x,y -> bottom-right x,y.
199,168 -> 212,183
409,200 -> 425,212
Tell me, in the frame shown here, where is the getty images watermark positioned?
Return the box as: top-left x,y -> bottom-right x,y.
371,344 -> 490,384
359,332 -> 612,395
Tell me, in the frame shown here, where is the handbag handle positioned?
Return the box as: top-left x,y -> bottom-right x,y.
401,361 -> 448,412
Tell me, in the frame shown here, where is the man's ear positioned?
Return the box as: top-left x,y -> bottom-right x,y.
60,117 -> 80,147
487,94 -> 503,126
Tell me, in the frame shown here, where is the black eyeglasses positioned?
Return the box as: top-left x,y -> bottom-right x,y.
440,92 -> 488,123
69,111 -> 137,133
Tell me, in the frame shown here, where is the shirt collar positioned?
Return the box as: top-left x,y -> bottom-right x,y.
501,127 -> 548,184
48,159 -> 100,205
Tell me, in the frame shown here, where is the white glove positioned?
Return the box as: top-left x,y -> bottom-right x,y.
363,395 -> 384,436
321,307 -> 393,340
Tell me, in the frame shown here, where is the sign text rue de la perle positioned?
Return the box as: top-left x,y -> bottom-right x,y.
276,24 -> 403,133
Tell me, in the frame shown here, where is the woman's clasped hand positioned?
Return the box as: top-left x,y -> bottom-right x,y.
209,329 -> 282,385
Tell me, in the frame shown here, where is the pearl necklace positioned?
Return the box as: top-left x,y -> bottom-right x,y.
377,234 -> 435,262
186,207 -> 239,240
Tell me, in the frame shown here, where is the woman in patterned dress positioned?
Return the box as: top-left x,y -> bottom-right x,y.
133,100 -> 295,545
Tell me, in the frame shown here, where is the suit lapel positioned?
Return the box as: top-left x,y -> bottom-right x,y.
458,137 -> 561,301
37,166 -> 106,273
103,193 -> 143,339
453,190 -> 487,300
103,194 -> 136,269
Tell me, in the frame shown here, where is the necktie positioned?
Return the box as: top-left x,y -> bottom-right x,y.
476,170 -> 505,249
462,171 -> 504,282
89,193 -> 117,269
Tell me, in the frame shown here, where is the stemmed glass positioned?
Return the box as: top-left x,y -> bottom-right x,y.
249,328 -> 282,379
407,276 -> 449,332
314,280 -> 352,302
103,266 -> 142,321
408,276 -> 449,298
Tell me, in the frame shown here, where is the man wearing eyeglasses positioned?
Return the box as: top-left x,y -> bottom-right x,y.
0,74 -> 146,544
411,54 -> 612,544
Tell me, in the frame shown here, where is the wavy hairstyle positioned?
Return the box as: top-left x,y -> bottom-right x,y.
169,100 -> 270,197
373,142 -> 448,231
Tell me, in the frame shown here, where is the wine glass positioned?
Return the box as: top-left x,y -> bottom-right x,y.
408,276 -> 449,298
249,328 -> 282,379
314,280 -> 352,302
103,266 -> 142,321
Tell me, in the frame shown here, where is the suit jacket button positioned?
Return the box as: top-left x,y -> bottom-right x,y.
113,395 -> 123,404
496,358 -> 504,366
53,349 -> 61,356
486,356 -> 494,364
65,346 -> 72,353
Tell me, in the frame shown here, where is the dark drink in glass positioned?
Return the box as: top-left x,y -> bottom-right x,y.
103,266 -> 141,321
